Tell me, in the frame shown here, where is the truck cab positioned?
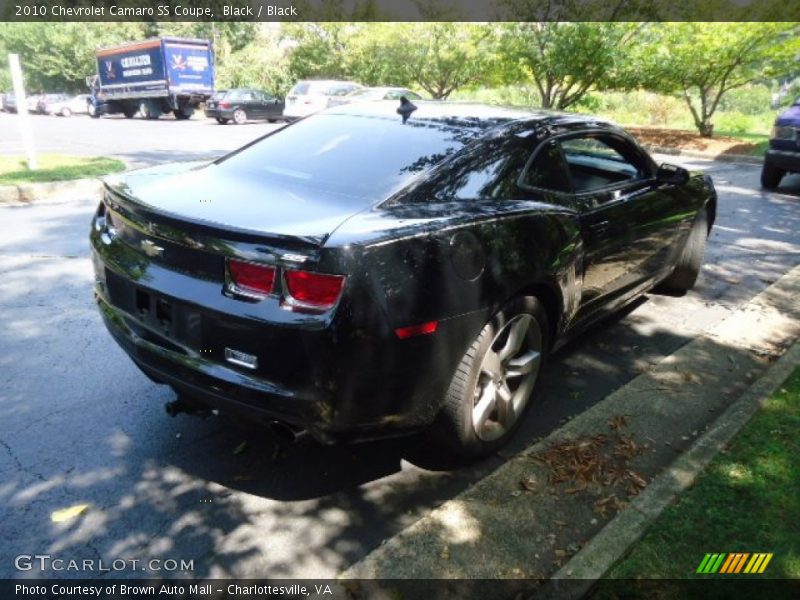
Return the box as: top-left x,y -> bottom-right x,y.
762,99 -> 800,189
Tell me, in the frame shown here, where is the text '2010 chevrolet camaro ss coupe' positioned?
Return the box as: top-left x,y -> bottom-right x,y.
91,101 -> 716,457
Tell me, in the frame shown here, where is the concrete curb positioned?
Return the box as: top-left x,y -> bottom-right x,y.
0,177 -> 104,204
543,341 -> 800,599
644,144 -> 764,165
341,265 -> 800,581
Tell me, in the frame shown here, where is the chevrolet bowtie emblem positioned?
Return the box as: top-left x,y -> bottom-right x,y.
140,239 -> 164,258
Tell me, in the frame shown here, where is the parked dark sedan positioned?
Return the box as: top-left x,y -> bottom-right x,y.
90,102 -> 716,456
204,88 -> 285,124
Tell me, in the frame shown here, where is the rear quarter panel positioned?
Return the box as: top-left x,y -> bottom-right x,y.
326,200 -> 583,345
313,203 -> 582,429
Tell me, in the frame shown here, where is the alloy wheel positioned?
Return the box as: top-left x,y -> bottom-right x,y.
471,313 -> 542,441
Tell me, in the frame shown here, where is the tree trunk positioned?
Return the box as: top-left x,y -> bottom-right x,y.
698,120 -> 714,138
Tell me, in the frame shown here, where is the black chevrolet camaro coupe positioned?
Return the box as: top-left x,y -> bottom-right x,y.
91,101 -> 716,457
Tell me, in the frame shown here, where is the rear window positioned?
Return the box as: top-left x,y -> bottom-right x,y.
227,90 -> 256,101
218,114 -> 479,201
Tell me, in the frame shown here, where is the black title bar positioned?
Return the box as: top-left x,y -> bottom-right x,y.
1,0 -> 798,22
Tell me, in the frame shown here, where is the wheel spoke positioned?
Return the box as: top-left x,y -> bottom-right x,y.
506,350 -> 541,378
495,382 -> 515,429
472,382 -> 497,434
481,349 -> 503,378
497,315 -> 531,361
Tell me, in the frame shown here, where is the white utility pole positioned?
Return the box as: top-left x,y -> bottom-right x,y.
8,53 -> 38,170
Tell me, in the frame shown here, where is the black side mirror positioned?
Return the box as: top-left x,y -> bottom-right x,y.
657,163 -> 690,185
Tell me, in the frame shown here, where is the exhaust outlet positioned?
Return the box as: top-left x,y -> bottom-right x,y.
269,421 -> 309,444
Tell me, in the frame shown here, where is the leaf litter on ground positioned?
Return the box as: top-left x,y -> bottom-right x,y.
527,414 -> 650,514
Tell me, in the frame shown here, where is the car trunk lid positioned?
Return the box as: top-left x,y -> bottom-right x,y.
100,161 -> 362,278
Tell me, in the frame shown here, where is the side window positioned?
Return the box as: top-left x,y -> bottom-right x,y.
520,140 -> 572,193
239,92 -> 254,102
560,135 -> 646,193
253,91 -> 267,102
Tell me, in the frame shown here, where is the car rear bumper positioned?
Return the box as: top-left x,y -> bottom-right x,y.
765,148 -> 800,173
90,236 -> 473,442
95,290 -> 329,428
204,108 -> 233,119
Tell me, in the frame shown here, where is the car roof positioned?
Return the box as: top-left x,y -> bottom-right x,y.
297,79 -> 360,85
321,100 -> 621,135
357,86 -> 410,93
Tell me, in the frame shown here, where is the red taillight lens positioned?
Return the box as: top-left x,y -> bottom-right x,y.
228,260 -> 275,295
395,321 -> 438,339
284,270 -> 346,310
219,100 -> 231,108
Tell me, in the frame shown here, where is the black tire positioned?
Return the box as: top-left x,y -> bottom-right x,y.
430,296 -> 549,458
216,117 -> 229,125
233,108 -> 248,125
267,118 -> 278,123
122,107 -> 137,119
173,106 -> 194,120
658,209 -> 708,294
760,162 -> 784,190
139,100 -> 160,120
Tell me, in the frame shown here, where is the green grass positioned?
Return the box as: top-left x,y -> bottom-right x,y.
0,154 -> 126,185
603,366 -> 800,580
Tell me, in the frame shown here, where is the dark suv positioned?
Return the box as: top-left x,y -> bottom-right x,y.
762,99 -> 800,189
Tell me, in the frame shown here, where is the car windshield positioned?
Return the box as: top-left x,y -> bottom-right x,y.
218,113 -> 481,201
324,83 -> 360,96
290,82 -> 310,95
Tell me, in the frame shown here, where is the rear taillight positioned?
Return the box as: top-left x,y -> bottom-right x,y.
228,260 -> 275,296
219,100 -> 231,109
283,269 -> 346,311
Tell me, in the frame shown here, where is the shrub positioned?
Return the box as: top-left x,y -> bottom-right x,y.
718,85 -> 773,115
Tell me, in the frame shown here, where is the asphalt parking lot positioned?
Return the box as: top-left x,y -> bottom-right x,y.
1,112 -> 799,578
0,111 -> 283,168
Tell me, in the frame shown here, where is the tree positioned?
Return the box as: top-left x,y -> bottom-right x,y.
397,23 -> 495,99
0,23 -> 146,93
283,23 -> 354,80
638,22 -> 800,137
496,21 -> 643,110
343,23 -> 494,99
216,25 -> 293,97
283,23 -> 494,99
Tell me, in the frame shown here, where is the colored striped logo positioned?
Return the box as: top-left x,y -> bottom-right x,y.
696,553 -> 773,574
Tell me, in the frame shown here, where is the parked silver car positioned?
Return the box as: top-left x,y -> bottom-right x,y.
284,80 -> 363,119
41,94 -> 91,117
327,87 -> 424,107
